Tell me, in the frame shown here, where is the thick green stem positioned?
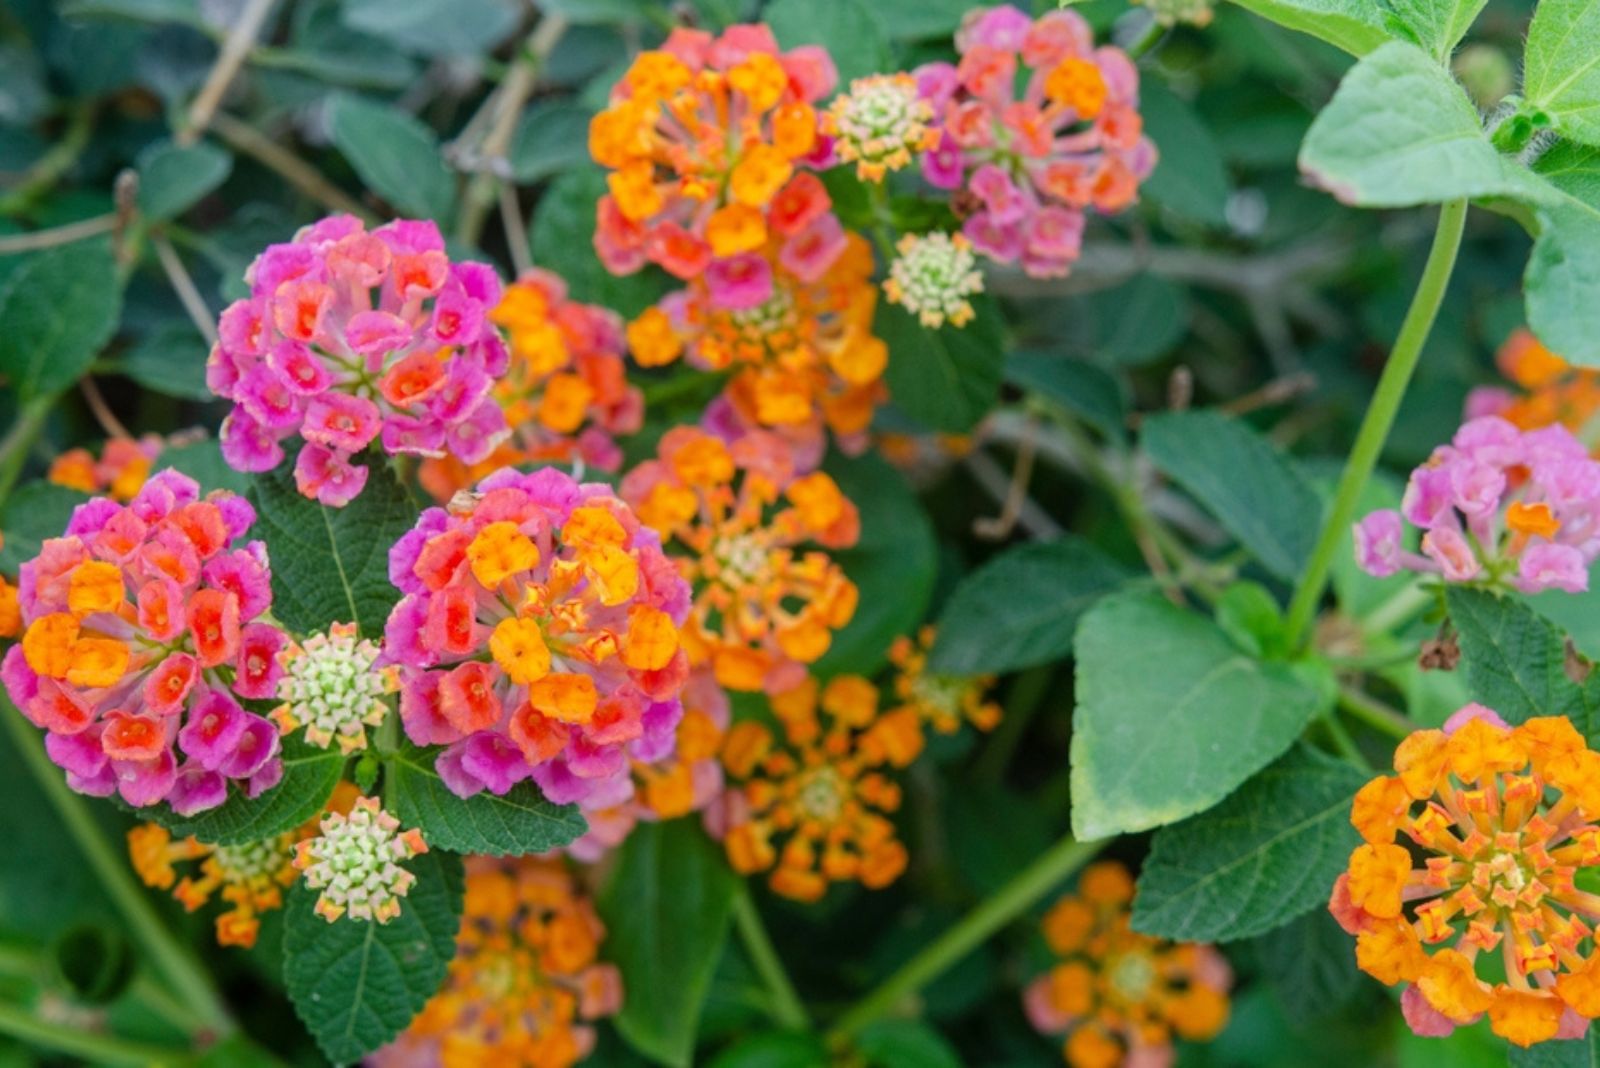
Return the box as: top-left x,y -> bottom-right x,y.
827,835 -> 1105,1044
0,396 -> 53,510
1,700 -> 235,1036
732,886 -> 809,1031
1283,198 -> 1468,650
1338,684 -> 1415,740
0,1000 -> 190,1065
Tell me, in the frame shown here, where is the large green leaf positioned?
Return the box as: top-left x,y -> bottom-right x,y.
1226,0 -> 1391,57
510,102 -> 595,183
117,321 -> 211,401
135,138 -> 232,221
1298,42 -> 1548,208
141,735 -> 346,846
1512,1032 -> 1600,1067
384,743 -> 586,855
1003,352 -> 1128,444
856,1020 -> 964,1068
341,0 -> 519,57
328,93 -> 455,220
1252,910 -> 1361,1025
927,538 -> 1129,675
878,297 -> 1005,434
248,457 -> 416,641
1446,587 -> 1600,737
0,238 -> 121,403
1132,746 -> 1366,942
767,0 -> 890,85
1522,0 -> 1600,147
1525,142 -> 1600,365
815,452 -> 936,678
601,820 -> 739,1068
1385,0 -> 1487,63
1070,592 -> 1330,839
1140,83 -> 1231,228
0,482 -> 89,572
284,849 -> 464,1065
1141,410 -> 1321,581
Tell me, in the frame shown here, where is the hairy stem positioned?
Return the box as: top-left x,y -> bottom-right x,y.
1283,198 -> 1468,649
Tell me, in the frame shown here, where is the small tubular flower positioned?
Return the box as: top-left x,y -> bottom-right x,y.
272,622 -> 396,753
823,73 -> 940,181
207,215 -> 510,506
620,427 -> 859,693
420,270 -> 645,500
1,470 -> 286,814
1330,703 -> 1600,1047
372,857 -> 622,1068
385,467 -> 692,806
1026,861 -> 1232,1067
888,625 -> 1001,742
1351,416 -> 1600,594
914,4 -> 1156,278
716,674 -> 908,902
48,436 -> 161,501
590,24 -> 837,281
1466,329 -> 1600,439
883,231 -> 985,329
293,796 -> 428,924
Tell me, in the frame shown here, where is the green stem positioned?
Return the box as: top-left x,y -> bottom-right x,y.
1321,713 -> 1370,769
0,1000 -> 190,1066
0,396 -> 52,510
1363,580 -> 1433,636
0,103 -> 94,217
827,835 -> 1105,1044
1,700 -> 235,1036
1338,684 -> 1415,741
1283,198 -> 1468,650
1126,16 -> 1167,60
732,886 -> 809,1031
974,664 -> 1053,784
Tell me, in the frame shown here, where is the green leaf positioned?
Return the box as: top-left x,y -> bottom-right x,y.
1298,41 -> 1550,208
1215,580 -> 1288,659
341,0 -> 519,57
1226,0 -> 1392,57
135,138 -> 232,221
1385,0 -> 1487,62
1140,83 -> 1231,228
1036,274 -> 1189,369
117,321 -> 211,400
510,102 -> 595,183
1525,142 -> 1600,366
1511,1031 -> 1600,1067
1070,591 -> 1330,839
1132,746 -> 1367,942
0,482 -> 89,573
248,456 -> 416,641
384,743 -> 586,856
160,439 -> 251,495
1445,587 -> 1599,737
284,849 -> 464,1066
878,296 -> 1005,433
816,452 -> 937,677
767,0 -> 890,85
328,93 -> 455,220
1252,910 -> 1361,1025
0,239 -> 121,403
856,1020 -> 963,1068
1003,351 -> 1128,444
601,819 -> 739,1068
1522,0 -> 1600,147
530,168 -> 669,319
536,0 -> 656,24
1141,410 -> 1321,581
139,735 -> 346,846
927,538 -> 1129,675
707,1032 -> 830,1068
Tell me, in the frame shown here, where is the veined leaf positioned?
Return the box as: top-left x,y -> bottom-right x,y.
877,297 -> 1006,434
1525,142 -> 1600,366
1385,0 -> 1487,63
1226,0 -> 1391,57
328,93 -> 455,220
0,239 -> 121,403
384,744 -> 586,856
1446,587 -> 1600,738
141,735 -> 346,846
1523,0 -> 1600,148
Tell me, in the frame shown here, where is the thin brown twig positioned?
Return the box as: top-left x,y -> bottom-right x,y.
151,234 -> 218,345
0,214 -> 114,255
500,184 -> 531,276
973,416 -> 1039,541
179,0 -> 279,145
79,378 -> 132,441
963,451 -> 1062,540
209,112 -> 376,223
1220,371 -> 1318,417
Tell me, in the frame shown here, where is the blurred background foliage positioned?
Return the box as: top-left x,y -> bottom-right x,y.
0,0 -> 1546,1064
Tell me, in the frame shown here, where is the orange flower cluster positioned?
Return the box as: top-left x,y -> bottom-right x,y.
420,271 -> 644,499
889,626 -> 1002,737
47,437 -> 160,501
1468,328 -> 1600,439
718,673 -> 914,901
1025,861 -> 1231,1068
1330,703 -> 1600,1047
620,427 -> 859,693
373,857 -> 622,1068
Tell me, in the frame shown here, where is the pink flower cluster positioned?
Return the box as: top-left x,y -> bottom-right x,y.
914,4 -> 1157,278
1,471 -> 286,813
383,467 -> 693,805
1354,417 -> 1600,594
209,216 -> 511,506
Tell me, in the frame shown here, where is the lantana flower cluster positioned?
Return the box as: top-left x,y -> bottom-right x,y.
824,73 -> 940,181
620,427 -> 859,694
1468,329 -> 1600,439
717,673 -> 914,902
915,4 -> 1157,278
294,796 -> 428,924
1353,416 -> 1600,594
209,215 -> 510,506
48,436 -> 161,501
373,857 -> 622,1068
589,24 -> 836,282
2,470 -> 287,813
421,270 -> 644,499
889,626 -> 1002,738
1330,703 -> 1600,1047
385,467 -> 692,805
1026,861 -> 1232,1067
271,621 -> 396,754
